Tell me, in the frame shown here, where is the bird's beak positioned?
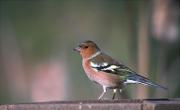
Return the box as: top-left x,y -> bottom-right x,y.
73,46 -> 81,52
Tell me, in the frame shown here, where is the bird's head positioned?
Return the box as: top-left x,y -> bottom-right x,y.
74,40 -> 100,59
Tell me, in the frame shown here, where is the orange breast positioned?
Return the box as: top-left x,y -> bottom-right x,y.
82,60 -> 123,88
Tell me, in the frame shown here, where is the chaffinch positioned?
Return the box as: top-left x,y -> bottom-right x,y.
74,40 -> 167,99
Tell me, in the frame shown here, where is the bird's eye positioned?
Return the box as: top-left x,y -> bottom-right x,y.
84,46 -> 88,49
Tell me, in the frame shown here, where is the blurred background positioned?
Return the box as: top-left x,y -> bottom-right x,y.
0,0 -> 180,103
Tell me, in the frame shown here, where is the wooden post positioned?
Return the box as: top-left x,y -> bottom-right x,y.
137,1 -> 149,99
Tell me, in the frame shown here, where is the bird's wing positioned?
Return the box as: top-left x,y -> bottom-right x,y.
89,53 -> 167,90
89,52 -> 135,77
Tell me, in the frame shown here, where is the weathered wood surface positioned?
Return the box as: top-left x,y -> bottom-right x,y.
143,99 -> 180,110
0,99 -> 180,110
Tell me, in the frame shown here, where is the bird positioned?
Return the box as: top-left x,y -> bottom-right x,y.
74,40 -> 167,100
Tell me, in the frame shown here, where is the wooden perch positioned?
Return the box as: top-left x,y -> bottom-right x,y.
0,99 -> 180,110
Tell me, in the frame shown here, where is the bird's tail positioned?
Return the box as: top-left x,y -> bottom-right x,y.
125,74 -> 168,90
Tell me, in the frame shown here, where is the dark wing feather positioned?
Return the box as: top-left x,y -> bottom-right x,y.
90,52 -> 135,76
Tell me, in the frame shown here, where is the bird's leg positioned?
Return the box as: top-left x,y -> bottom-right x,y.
112,89 -> 117,100
117,89 -> 122,99
98,86 -> 107,100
